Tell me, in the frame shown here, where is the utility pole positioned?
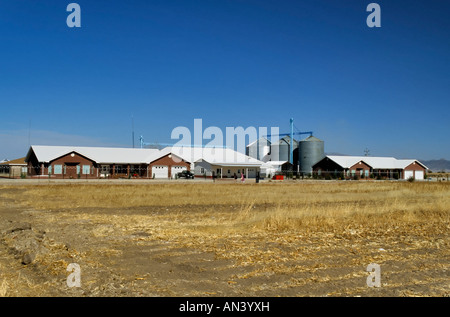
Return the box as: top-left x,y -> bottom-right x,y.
290,118 -> 294,164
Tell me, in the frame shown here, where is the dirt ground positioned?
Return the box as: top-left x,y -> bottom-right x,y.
0,180 -> 448,297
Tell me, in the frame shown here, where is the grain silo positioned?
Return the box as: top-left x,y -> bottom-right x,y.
271,136 -> 298,164
299,136 -> 324,174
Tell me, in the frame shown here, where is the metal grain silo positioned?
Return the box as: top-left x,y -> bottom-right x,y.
271,136 -> 298,163
299,136 -> 324,174
246,137 -> 271,161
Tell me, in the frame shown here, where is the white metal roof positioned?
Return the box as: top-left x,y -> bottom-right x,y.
201,160 -> 262,167
262,161 -> 288,167
160,146 -> 264,165
395,159 -> 428,170
27,145 -> 161,164
26,145 -> 265,167
325,155 -> 427,169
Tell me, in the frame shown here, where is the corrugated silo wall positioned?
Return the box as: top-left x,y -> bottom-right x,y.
246,143 -> 258,160
272,143 -> 289,162
299,139 -> 325,174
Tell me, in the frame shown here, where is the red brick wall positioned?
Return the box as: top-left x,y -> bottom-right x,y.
27,151 -> 40,176
48,152 -> 97,179
27,149 -> 193,179
403,162 -> 426,172
149,154 -> 190,178
403,161 -> 426,178
349,161 -> 371,173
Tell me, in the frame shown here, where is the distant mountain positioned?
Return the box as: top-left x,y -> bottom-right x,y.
420,159 -> 450,172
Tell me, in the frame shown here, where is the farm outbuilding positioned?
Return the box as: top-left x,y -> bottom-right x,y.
148,153 -> 191,179
24,145 -> 184,179
24,145 -> 262,179
193,159 -> 261,179
312,155 -> 428,180
160,146 -> 263,178
0,157 -> 27,178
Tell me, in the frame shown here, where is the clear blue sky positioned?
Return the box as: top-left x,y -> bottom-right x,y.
1,0 -> 449,160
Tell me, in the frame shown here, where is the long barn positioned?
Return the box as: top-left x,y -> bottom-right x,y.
24,145 -> 263,179
25,145 -> 189,179
312,155 -> 428,180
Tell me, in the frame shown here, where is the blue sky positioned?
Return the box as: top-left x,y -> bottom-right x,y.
0,0 -> 449,160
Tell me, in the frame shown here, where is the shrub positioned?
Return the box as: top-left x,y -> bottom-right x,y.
407,176 -> 415,183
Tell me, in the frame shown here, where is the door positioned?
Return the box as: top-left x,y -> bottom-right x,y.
171,166 -> 187,178
247,168 -> 256,178
404,170 -> 414,180
152,165 -> 168,179
65,163 -> 80,178
415,171 -> 424,180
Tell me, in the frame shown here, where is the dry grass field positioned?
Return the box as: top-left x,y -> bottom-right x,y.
0,180 -> 448,297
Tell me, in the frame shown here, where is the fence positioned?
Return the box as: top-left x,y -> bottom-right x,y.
271,170 -> 425,181
16,165 -> 197,180
3,165 -> 437,182
25,165 -> 156,180
23,164 -> 263,180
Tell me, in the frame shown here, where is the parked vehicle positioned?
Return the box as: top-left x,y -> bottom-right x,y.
177,170 -> 195,179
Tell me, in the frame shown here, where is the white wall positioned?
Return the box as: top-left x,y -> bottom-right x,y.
194,160 -> 212,177
211,165 -> 256,178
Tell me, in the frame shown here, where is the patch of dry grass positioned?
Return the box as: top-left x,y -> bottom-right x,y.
0,181 -> 448,296
0,279 -> 7,297
2,182 -> 449,232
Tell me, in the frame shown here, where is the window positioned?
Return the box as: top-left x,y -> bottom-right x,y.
115,165 -> 127,174
54,165 -> 62,174
101,165 -> 110,173
48,166 -> 52,174
131,165 -> 140,175
82,165 -> 90,175
200,168 -> 205,174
